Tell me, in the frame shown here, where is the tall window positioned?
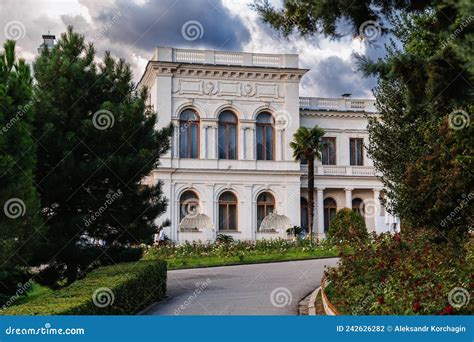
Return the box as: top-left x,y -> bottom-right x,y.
218,191 -> 237,231
324,198 -> 337,232
322,137 -> 336,165
256,113 -> 274,160
218,111 -> 237,159
300,197 -> 308,232
179,191 -> 199,222
179,109 -> 199,158
256,192 -> 275,229
352,198 -> 364,216
350,138 -> 364,165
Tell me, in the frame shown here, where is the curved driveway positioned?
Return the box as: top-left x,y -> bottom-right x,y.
145,258 -> 338,315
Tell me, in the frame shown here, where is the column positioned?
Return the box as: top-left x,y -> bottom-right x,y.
203,126 -> 208,159
373,188 -> 381,233
173,125 -> 179,158
248,127 -> 256,160
276,129 -> 282,161
239,127 -> 245,160
345,187 -> 353,208
213,126 -> 218,159
316,187 -> 325,237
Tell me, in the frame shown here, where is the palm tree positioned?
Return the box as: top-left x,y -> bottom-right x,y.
290,126 -> 325,238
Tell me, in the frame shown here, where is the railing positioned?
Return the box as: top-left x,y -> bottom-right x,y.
300,165 -> 376,177
154,47 -> 298,68
299,97 -> 377,113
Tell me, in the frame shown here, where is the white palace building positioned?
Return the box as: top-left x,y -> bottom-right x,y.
138,47 -> 399,242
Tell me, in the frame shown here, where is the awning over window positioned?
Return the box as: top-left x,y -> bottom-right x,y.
179,213 -> 214,230
259,211 -> 292,231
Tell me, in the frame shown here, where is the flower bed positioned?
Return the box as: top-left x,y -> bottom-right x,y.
143,238 -> 337,269
324,231 -> 473,315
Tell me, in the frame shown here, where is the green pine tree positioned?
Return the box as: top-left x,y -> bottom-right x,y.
0,40 -> 42,304
33,27 -> 172,285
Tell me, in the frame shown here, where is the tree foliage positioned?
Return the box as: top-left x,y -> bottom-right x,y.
33,27 -> 172,284
0,40 -> 42,304
255,0 -> 474,239
327,208 -> 368,244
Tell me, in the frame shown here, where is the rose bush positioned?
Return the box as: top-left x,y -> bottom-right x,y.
324,231 -> 473,315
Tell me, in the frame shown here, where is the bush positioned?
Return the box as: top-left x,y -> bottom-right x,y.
327,208 -> 368,243
325,231 -> 473,315
1,260 -> 166,315
215,234 -> 234,244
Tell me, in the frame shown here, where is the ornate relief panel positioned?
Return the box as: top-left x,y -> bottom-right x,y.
173,79 -> 284,99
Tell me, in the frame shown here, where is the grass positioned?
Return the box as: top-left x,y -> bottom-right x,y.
165,248 -> 337,270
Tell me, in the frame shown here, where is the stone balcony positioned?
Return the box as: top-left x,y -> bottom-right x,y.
152,46 -> 299,68
299,97 -> 377,113
300,164 -> 377,177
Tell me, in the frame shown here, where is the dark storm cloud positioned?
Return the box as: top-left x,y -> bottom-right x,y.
301,56 -> 376,98
90,0 -> 251,52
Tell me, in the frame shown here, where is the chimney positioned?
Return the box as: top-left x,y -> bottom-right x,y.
38,32 -> 55,53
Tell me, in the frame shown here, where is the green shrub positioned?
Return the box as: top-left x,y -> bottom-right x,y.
325,231 -> 473,315
1,260 -> 166,315
327,208 -> 368,243
215,234 -> 234,244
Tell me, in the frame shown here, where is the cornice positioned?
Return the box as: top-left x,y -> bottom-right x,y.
138,61 -> 308,88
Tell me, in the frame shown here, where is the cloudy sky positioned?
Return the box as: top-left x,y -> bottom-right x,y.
0,0 -> 390,98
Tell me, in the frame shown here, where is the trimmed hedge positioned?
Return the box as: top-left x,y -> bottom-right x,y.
327,208 -> 368,243
0,260 -> 166,315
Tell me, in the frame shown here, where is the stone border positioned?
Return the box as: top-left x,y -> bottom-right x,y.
307,286 -> 321,315
320,276 -> 340,315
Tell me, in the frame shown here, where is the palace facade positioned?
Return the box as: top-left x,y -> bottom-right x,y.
138,47 -> 399,242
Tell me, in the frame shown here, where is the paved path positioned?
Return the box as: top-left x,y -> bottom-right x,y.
145,258 -> 338,315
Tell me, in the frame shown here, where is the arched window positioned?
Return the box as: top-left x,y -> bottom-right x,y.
218,191 -> 237,231
218,111 -> 237,160
300,197 -> 308,232
324,198 -> 337,232
179,191 -> 199,222
256,112 -> 274,160
179,109 -> 199,158
352,198 -> 364,216
256,192 -> 275,229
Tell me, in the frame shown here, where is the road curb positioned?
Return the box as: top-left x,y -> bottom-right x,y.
306,286 -> 321,316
